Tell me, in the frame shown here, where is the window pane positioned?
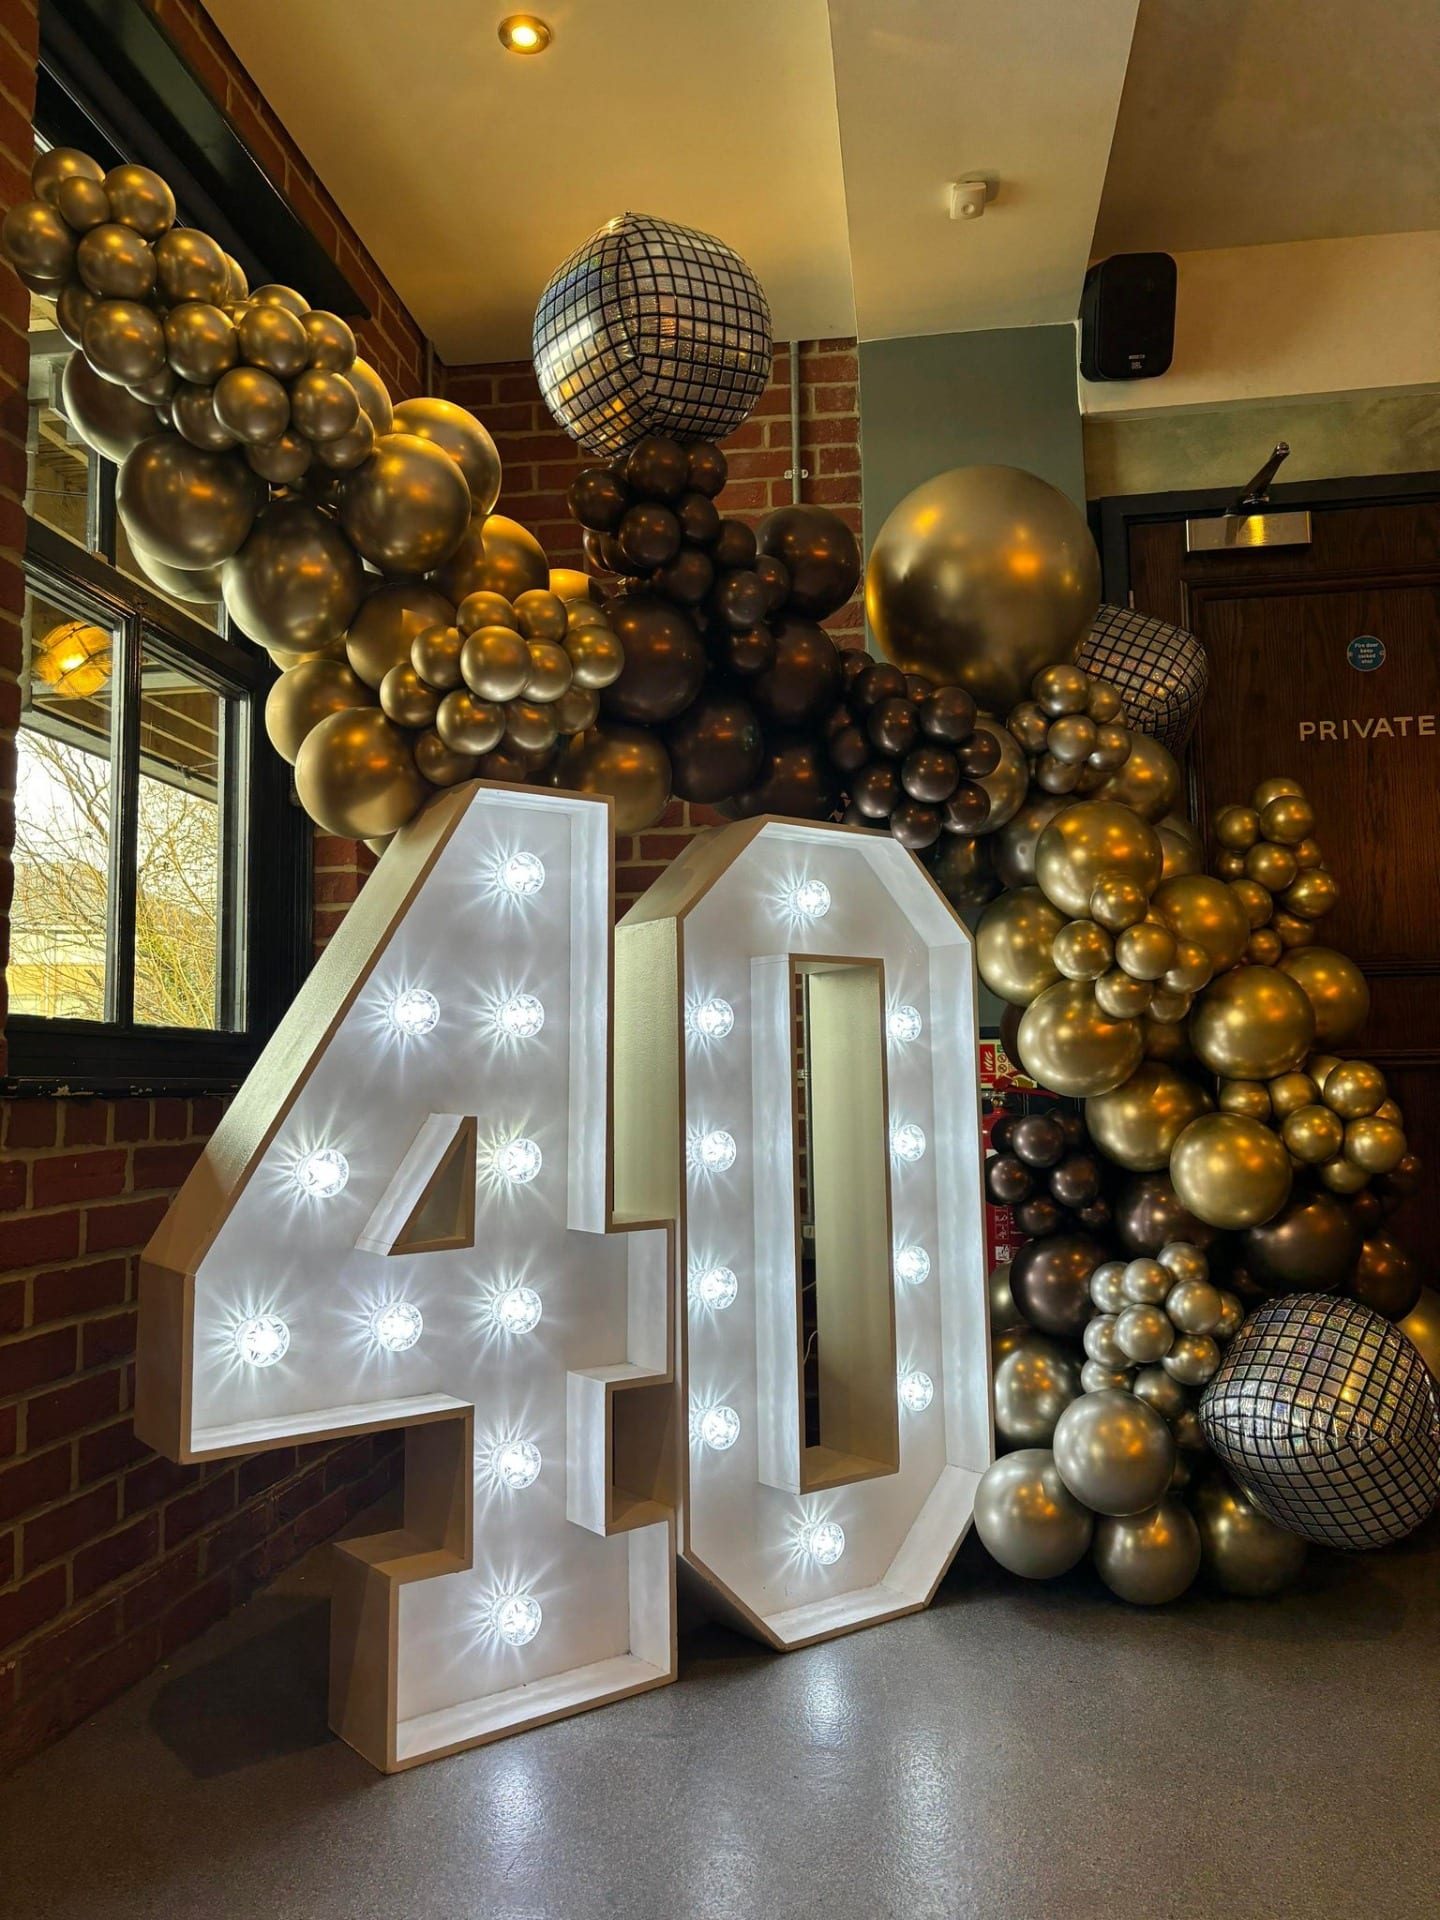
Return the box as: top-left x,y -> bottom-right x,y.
12,585 -> 117,1019
25,289 -> 91,549
134,642 -> 225,1029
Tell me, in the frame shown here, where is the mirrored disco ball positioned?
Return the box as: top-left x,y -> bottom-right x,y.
1200,1292 -> 1440,1550
532,212 -> 773,456
1077,604 -> 1208,750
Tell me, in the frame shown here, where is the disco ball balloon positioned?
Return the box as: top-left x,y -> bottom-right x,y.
1076,604 -> 1209,751
532,212 -> 772,456
1200,1292 -> 1440,1549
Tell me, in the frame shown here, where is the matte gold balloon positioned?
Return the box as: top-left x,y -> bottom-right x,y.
435,690 -> 506,756
291,368 -> 360,443
2,197 -> 76,282
340,432 -> 470,575
264,655 -> 375,763
566,623 -> 625,691
1321,1059 -> 1386,1118
1052,918 -> 1113,981
1095,968 -> 1152,1019
435,511 -> 549,604
457,590 -> 518,635
164,302 -> 238,385
237,302 -> 309,378
1276,946 -> 1369,1044
461,626 -> 530,702
154,227 -> 229,306
1095,729 -> 1181,822
117,433 -> 261,569
59,350 -> 158,462
250,283 -> 310,315
1016,978 -> 1144,1098
1170,1112 -> 1292,1229
75,222 -> 154,300
345,583 -> 455,689
1152,874 -> 1250,973
1085,1062 -> 1213,1172
1344,1117 -> 1407,1175
556,724 -> 673,833
379,661 -> 440,730
391,397 -> 502,514
553,683 -> 600,734
1190,964 -> 1315,1081
81,298 -> 165,386
1034,801 -> 1162,919
246,430 -> 312,484
505,699 -> 559,755
1252,775 -> 1303,810
103,164 -> 174,239
345,356 -> 393,436
866,465 -> 1100,713
171,379 -> 237,451
1214,804 -> 1260,850
1115,922 -> 1176,981
413,727 -> 477,787
294,707 -> 426,839
1245,840 -> 1297,891
1280,868 -> 1340,920
212,364 -> 290,445
32,146 -> 104,208
524,641 -> 573,703
222,499 -> 364,655
302,310 -> 357,372
976,889 -> 1066,1006
1219,1079 -> 1272,1120
314,408 -> 375,471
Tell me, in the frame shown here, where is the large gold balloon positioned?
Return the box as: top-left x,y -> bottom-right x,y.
154,228 -> 229,306
1398,1287 -> 1440,1381
550,566 -> 599,605
294,707 -> 427,838
1085,1063 -> 1213,1172
1033,801 -> 1162,919
1189,965 -> 1316,1080
556,725 -> 672,833
391,397 -> 502,514
1095,729 -> 1181,822
103,164 -> 175,238
127,546 -> 224,604
2,198 -> 75,284
164,302 -> 238,385
1152,874 -> 1250,973
969,718 -> 1029,832
339,432 -> 470,575
1276,946 -> 1370,1045
976,888 -> 1066,1005
345,356 -> 393,435
60,351 -> 158,462
81,299 -> 165,386
434,511 -> 549,604
116,433 -> 261,570
345,583 -> 455,688
75,223 -> 155,300
265,656 -> 375,763
212,365 -> 290,445
1157,812 -> 1203,879
222,500 -> 364,654
1016,978 -> 1143,1098
1169,1112 -> 1292,1230
865,465 -> 1100,713
992,792 -> 1066,890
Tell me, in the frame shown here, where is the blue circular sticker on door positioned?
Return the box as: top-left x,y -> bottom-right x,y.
1347,635 -> 1385,671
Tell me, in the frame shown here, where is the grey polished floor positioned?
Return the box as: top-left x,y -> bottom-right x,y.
3,1509 -> 1437,1920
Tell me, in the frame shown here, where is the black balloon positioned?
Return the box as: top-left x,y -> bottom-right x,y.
729,733 -> 839,821
828,724 -> 870,775
1244,1191 -> 1359,1294
714,568 -> 768,631
1015,1194 -> 1065,1237
929,831 -> 1000,907
712,518 -> 758,570
1012,1113 -> 1066,1168
1009,1234 -> 1107,1337
665,694 -> 763,804
852,662 -> 907,711
750,618 -> 842,728
568,467 -> 629,532
675,490 -> 721,546
718,624 -> 776,678
956,729 -> 1002,779
840,646 -> 871,689
756,503 -> 861,620
919,684 -> 977,745
889,799 -> 943,849
1115,1173 -> 1220,1255
851,762 -> 900,819
618,502 -> 681,570
868,696 -> 918,758
986,1154 -> 1033,1205
686,442 -> 727,497
944,782 -> 991,834
1347,1232 -> 1421,1320
901,745 -> 960,804
624,434 -> 689,499
602,594 -> 706,724
1050,1153 -> 1102,1207
990,1111 -> 1017,1153
652,547 -> 714,605
754,553 -> 790,612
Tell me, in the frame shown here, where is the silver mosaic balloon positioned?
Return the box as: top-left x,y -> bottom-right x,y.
1200,1292 -> 1440,1549
1076,603 -> 1208,751
532,212 -> 772,456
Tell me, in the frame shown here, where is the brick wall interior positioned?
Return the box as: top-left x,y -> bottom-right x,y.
0,0 -> 864,1772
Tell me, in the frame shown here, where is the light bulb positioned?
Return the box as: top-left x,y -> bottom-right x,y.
496,1137 -> 542,1184
233,1313 -> 289,1368
498,13 -> 551,54
698,1405 -> 741,1451
370,1301 -> 423,1352
294,1146 -> 349,1197
492,1284 -> 543,1335
688,997 -> 735,1041
490,1592 -> 542,1646
497,851 -> 545,897
489,1439 -> 542,1491
888,1004 -> 923,1044
694,1129 -> 737,1174
899,1369 -> 934,1413
388,987 -> 439,1037
496,992 -> 545,1039
799,1519 -> 846,1565
788,878 -> 831,919
895,1245 -> 931,1286
891,1122 -> 927,1164
695,1265 -> 739,1311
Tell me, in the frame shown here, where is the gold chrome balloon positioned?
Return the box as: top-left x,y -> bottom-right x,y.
345,583 -> 456,689
1095,969 -> 1153,1019
1344,1117 -> 1407,1175
1095,730 -> 1180,822
1193,1478 -> 1306,1597
117,433 -> 261,569
556,724 -> 672,833
1162,940 -> 1212,995
1276,946 -> 1369,1044
250,283 -> 310,315
413,727 -> 477,787
523,641 -> 573,703
553,683 -> 600,734
264,655 -> 375,763
435,511 -> 548,604
461,626 -> 530,702
1052,918 -> 1114,981
345,357 -> 394,435
976,888 -> 1066,1005
1213,850 -> 1246,881
1214,804 -> 1260,850
55,280 -> 98,348
59,351 -> 158,462
410,623 -> 465,691
391,397 -> 502,513
513,589 -> 568,644
222,499 -> 363,654
1087,874 -> 1147,932
1319,1156 -> 1369,1194
1146,985 -> 1191,1024
127,545 -> 224,604
102,164 -> 174,238
1152,874 -> 1249,973
1116,922 -> 1176,981
1247,928 -> 1283,966
1280,868 -> 1341,920
1033,663 -> 1090,715
865,464 -> 1100,714
32,146 -> 104,207
1171,1113 -> 1291,1229
314,409 -> 375,471
2,198 -> 75,283
1190,965 -> 1315,1080
294,707 -> 426,838
1034,801 -> 1162,919
1086,1062 -> 1213,1172
154,228 -> 229,306
1157,813 -> 1203,880
968,719 -> 1029,833
212,364 -> 290,445
290,368 -> 359,442
237,303 -> 309,379
340,432 -> 470,574
1398,1288 -> 1440,1381
1281,1103 -> 1343,1163
1267,1069 -> 1316,1118
550,567 -> 599,605
164,302 -> 238,385
1219,1079 -> 1272,1119
434,690 -> 507,756
379,662 -> 441,730
1016,978 -> 1143,1098
81,299 -> 165,385
246,430 -> 312,485
457,590 -> 519,635
1229,878 -> 1273,931
1270,909 -> 1315,949
1321,1059 -> 1386,1118
1293,837 -> 1323,870
54,173 -> 112,231
1252,776 -> 1304,810
1260,793 -> 1314,845
565,622 -> 624,690
505,699 -> 559,755
302,310 -> 357,372
170,379 -> 237,451
1245,841 -> 1297,891
75,222 -> 154,299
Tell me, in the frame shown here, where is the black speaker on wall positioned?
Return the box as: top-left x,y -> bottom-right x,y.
1080,252 -> 1176,381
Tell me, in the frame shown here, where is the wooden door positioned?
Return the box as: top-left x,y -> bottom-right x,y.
1128,500 -> 1440,1255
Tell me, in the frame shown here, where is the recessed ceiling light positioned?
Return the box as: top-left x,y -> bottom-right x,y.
499,14 -> 551,54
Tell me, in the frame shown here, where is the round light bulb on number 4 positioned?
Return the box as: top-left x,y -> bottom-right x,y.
497,851 -> 545,897
799,1519 -> 846,1565
789,878 -> 831,919
492,1285 -> 543,1335
695,1130 -> 737,1174
888,1004 -> 923,1044
370,1301 -> 423,1352
496,1138 -> 542,1184
688,997 -> 735,1041
234,1313 -> 289,1368
497,993 -> 545,1039
491,1593 -> 542,1646
891,1123 -> 927,1164
490,1439 -> 542,1491
895,1246 -> 931,1286
698,1405 -> 741,1451
388,987 -> 439,1037
899,1370 -> 934,1413
295,1147 -> 349,1197
696,1265 -> 739,1311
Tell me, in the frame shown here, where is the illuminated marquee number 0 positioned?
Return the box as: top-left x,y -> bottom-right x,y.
138,786 -> 989,1769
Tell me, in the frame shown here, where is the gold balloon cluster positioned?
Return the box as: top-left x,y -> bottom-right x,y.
1006,663 -> 1133,797
1210,777 -> 1341,957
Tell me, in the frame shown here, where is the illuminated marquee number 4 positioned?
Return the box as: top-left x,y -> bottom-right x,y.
138,785 -> 990,1770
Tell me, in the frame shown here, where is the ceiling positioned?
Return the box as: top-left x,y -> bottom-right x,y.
1094,0 -> 1440,257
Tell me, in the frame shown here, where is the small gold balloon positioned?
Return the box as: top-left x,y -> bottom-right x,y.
524,641 -> 573,703
1292,837 -> 1323,870
1252,776 -> 1304,811
1086,1063 -> 1213,1172
1047,714 -> 1097,764
410,624 -> 465,692
1213,850 -> 1246,881
461,626 -> 530,702
413,727 -> 477,787
976,888 -> 1067,1005
1220,1079 -> 1272,1120
435,511 -> 548,604
55,280 -> 98,348
1087,680 -> 1124,722
291,368 -> 359,442
1146,985 -> 1191,1024
294,706 -> 426,838
1372,1097 -> 1405,1125
250,283 -> 310,315
1306,1051 -> 1343,1090
154,228 -> 229,306
302,310 -> 357,372
1214,804 -> 1260,850
75,221 -> 154,299
314,408 -> 375,471
1152,874 -> 1250,974
1156,813 -> 1203,880
505,699 -> 559,755
1033,663 -> 1091,715
339,431 -> 470,574
246,430 -> 312,485
379,661 -> 440,729
1260,793 -> 1315,845
1228,878 -> 1273,930
1142,1014 -> 1190,1063
237,303 -> 309,378
391,396 -> 501,513
1086,721 -> 1131,773
264,655 -> 375,763
1322,1060 -> 1387,1119
1268,1070 -> 1318,1119
164,302 -> 238,385
555,724 -> 673,833
1052,918 -> 1114,982
59,351 -> 158,462
1034,801 -> 1162,919
1281,1103 -> 1343,1163
2,197 -> 76,282
1344,1117 -> 1407,1175
1009,701 -> 1050,754
1016,978 -> 1144,1098
553,683 -> 600,733
1245,841 -> 1297,891
1035,753 -> 1080,795
171,380 -> 237,451
1085,875 -> 1146,933
1275,946 -> 1369,1044
128,363 -> 177,407
1270,910 -> 1315,949
1116,922 -> 1176,982
32,146 -> 104,208
55,178 -> 110,233
1280,867 -> 1340,921
1247,928 -> 1283,966
103,164 -> 175,238
1190,965 -> 1315,1081
1095,968 -> 1153,1019
1170,1112 -> 1292,1230
117,433 -> 261,569
81,298 -> 165,385
567,623 -> 625,691
345,582 -> 456,689
457,590 -> 519,635
222,498 -> 362,653
1319,1156 -> 1370,1195
1095,729 -> 1180,822
212,364 -> 290,445
1162,940 -> 1212,995
513,589 -> 569,644
345,357 -> 393,435
433,690 -> 507,757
